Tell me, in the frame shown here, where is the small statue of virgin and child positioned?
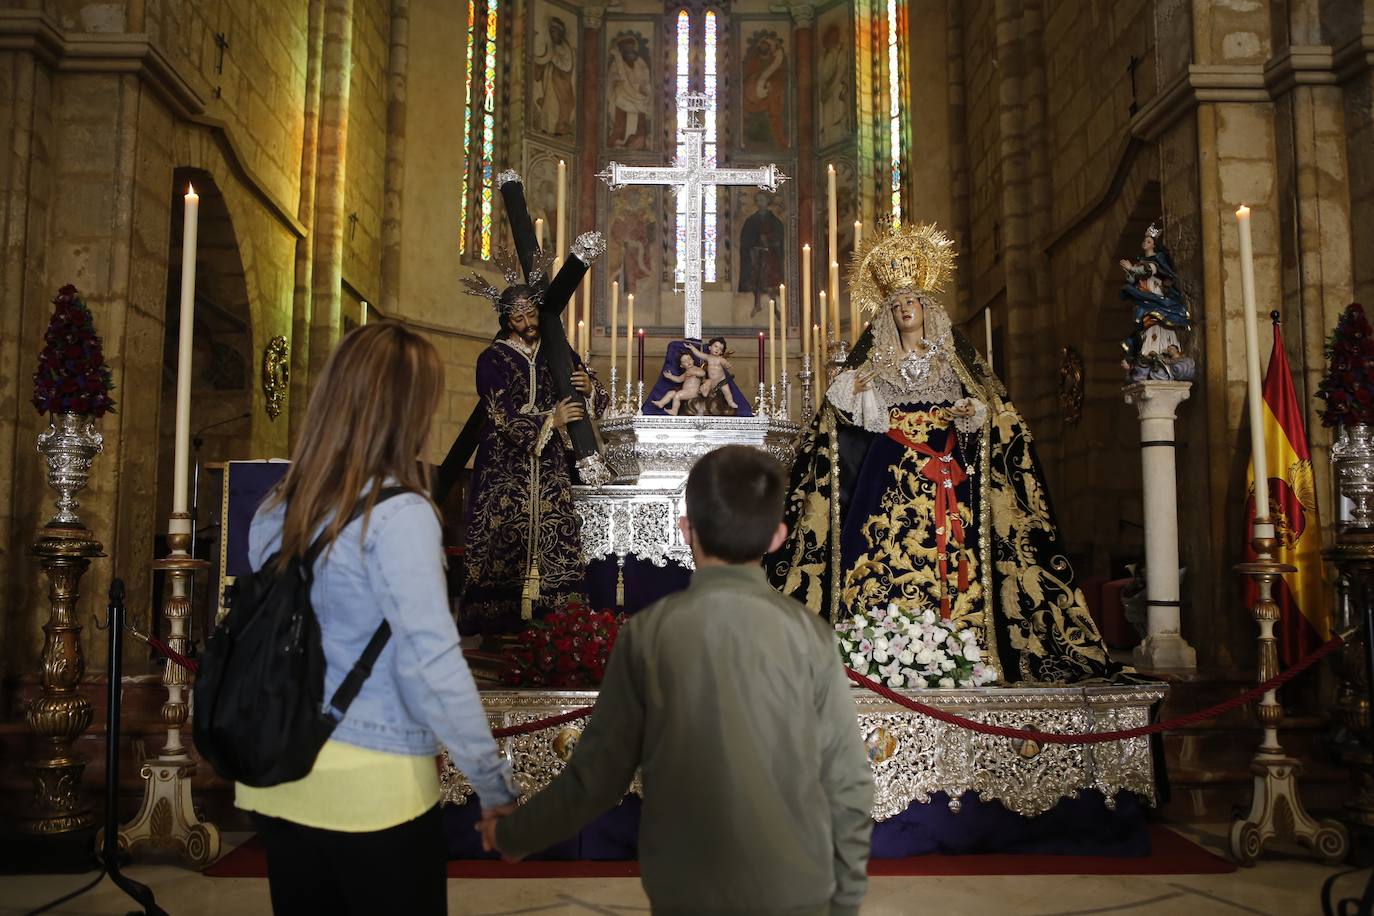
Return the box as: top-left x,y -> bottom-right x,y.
644,337 -> 754,417
1119,221 -> 1195,382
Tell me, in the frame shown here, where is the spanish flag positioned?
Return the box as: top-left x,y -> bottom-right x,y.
1244,318 -> 1330,666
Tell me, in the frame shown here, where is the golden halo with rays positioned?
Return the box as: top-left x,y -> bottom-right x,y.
849,221 -> 958,316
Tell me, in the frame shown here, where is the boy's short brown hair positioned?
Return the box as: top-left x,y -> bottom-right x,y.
685,445 -> 786,563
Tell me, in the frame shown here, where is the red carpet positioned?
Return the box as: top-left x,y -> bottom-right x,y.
204,825 -> 1233,878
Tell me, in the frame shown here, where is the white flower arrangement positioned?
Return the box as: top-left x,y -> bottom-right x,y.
836,602 -> 998,689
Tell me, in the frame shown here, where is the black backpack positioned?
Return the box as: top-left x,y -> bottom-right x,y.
193,487 -> 409,787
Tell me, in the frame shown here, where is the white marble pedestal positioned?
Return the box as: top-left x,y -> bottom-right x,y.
1123,381 -> 1197,672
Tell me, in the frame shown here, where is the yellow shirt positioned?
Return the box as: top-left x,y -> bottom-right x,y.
235,739 -> 441,832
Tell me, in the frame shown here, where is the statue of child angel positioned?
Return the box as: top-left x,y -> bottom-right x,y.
650,351 -> 708,415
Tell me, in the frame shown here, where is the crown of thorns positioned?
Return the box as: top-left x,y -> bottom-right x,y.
460,246 -> 555,313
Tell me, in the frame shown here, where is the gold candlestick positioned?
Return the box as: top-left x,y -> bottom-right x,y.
22,526 -> 103,837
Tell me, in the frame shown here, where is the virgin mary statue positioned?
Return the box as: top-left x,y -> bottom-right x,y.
766,222 -> 1116,684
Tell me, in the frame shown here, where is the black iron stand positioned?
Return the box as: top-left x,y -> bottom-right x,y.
24,580 -> 167,916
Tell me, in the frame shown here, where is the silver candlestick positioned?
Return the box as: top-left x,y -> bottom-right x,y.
769,384 -> 778,421
608,367 -> 620,416
780,373 -> 792,423
799,353 -> 814,419
757,381 -> 767,419
635,380 -> 644,415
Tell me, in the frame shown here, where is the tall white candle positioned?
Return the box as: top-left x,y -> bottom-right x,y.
172,184 -> 200,523
829,261 -> 841,338
581,269 -> 593,356
360,300 -> 369,326
1236,205 -> 1271,537
801,244 -> 812,358
577,319 -> 586,359
854,220 -> 863,251
818,290 -> 829,368
827,164 -> 838,272
625,292 -> 635,390
554,160 -> 567,276
779,283 -> 788,388
535,217 -> 545,249
984,308 -> 993,365
768,298 -> 777,390
610,280 -> 619,376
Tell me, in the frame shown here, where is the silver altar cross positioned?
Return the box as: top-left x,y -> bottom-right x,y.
599,93 -> 786,340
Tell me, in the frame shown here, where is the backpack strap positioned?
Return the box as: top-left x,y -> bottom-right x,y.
325,619 -> 392,723
310,485 -> 412,723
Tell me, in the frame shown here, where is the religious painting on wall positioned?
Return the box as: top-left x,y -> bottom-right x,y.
738,25 -> 790,151
605,25 -> 656,151
816,4 -> 854,148
735,189 -> 786,320
605,184 -> 663,325
528,0 -> 579,139
521,144 -> 574,248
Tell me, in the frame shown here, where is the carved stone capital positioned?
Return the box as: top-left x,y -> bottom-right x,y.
771,1 -> 817,26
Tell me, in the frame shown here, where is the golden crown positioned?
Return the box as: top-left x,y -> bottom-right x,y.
851,222 -> 958,315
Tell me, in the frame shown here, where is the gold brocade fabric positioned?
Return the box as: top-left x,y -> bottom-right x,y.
766,330 -> 1116,684
843,407 -> 984,638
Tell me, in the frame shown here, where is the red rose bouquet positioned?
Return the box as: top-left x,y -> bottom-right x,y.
501,603 -> 625,688
1317,303 -> 1374,428
32,284 -> 116,417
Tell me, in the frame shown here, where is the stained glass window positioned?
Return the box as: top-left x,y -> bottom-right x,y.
674,9 -> 690,286
480,1 -> 499,259
674,9 -> 722,285
458,1 -> 477,255
887,0 -> 902,223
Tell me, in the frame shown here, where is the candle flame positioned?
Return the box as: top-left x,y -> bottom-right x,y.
828,164 -> 835,174
1236,204 -> 1250,217
187,182 -> 196,196
802,243 -> 810,251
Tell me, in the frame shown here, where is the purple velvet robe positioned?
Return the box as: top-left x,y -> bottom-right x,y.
460,337 -> 610,636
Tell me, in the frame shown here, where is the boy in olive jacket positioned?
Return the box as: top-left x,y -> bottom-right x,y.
481,445 -> 874,916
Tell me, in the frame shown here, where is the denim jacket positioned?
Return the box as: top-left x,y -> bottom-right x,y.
249,489 -> 517,807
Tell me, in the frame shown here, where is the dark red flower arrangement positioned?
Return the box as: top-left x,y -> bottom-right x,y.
501,603 -> 625,688
32,284 -> 116,417
1317,303 -> 1374,428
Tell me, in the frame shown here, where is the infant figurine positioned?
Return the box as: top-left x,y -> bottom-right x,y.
686,337 -> 740,412
651,352 -> 708,416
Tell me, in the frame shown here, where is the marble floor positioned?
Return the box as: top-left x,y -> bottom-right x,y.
0,825 -> 1357,915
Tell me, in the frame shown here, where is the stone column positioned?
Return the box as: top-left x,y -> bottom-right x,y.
307,0 -> 355,389
289,0 -> 327,432
380,0 -> 410,314
1123,380 -> 1197,671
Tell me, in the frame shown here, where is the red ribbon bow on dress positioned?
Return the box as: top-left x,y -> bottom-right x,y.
885,428 -> 969,620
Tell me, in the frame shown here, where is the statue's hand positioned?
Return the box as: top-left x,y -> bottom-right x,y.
853,366 -> 877,394
570,369 -> 593,395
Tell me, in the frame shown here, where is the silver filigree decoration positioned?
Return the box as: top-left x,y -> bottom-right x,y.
576,453 -> 614,486
496,168 -> 522,186
36,411 -> 103,527
572,231 -> 606,263
438,684 -> 1167,819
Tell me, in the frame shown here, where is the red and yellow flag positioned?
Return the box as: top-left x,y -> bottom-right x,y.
1244,321 -> 1330,666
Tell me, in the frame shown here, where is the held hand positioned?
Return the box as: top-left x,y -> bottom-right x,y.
570,369 -> 593,395
551,396 -> 586,429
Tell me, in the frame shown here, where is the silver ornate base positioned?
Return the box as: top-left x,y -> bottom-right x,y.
441,684 -> 1166,818
580,415 -> 802,571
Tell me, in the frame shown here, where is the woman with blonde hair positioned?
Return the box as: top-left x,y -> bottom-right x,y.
235,322 -> 515,915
